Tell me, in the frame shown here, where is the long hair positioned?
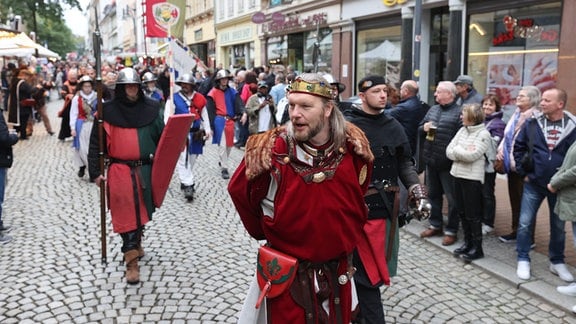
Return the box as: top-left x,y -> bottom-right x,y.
286,72 -> 348,148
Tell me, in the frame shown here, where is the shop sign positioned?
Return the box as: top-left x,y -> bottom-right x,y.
493,15 -> 558,46
382,0 -> 408,7
263,12 -> 327,33
252,12 -> 266,24
220,27 -> 252,45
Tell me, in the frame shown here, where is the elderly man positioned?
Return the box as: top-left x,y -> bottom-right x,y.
514,88 -> 576,282
419,81 -> 462,246
387,80 -> 428,158
229,73 -> 374,323
454,75 -> 483,106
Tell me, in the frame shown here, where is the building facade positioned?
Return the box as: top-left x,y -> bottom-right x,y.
340,0 -> 574,111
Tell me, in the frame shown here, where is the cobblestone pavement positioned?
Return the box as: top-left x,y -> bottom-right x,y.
0,95 -> 575,323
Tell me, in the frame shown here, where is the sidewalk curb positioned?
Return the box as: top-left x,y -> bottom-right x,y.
402,221 -> 576,316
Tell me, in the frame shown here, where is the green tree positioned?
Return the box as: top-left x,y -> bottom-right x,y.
0,0 -> 82,57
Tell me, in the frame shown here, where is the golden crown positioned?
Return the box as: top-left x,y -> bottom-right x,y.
288,77 -> 333,99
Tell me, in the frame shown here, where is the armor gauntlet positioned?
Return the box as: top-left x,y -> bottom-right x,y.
407,184 -> 431,221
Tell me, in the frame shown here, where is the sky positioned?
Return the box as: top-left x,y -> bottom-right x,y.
63,0 -> 90,38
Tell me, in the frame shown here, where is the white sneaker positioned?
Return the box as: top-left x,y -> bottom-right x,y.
572,305 -> 576,313
517,261 -> 531,280
557,283 -> 576,296
550,263 -> 575,282
482,224 -> 494,235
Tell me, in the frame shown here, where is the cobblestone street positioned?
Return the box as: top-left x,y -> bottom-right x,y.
0,96 -> 575,323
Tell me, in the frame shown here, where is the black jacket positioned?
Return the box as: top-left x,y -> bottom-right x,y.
419,100 -> 462,171
0,113 -> 18,168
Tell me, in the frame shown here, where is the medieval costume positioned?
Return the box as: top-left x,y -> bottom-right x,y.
174,73 -> 211,201
344,75 -> 428,324
8,68 -> 37,140
58,75 -> 79,140
206,70 -> 244,179
88,68 -> 164,285
229,73 -> 374,323
70,76 -> 98,178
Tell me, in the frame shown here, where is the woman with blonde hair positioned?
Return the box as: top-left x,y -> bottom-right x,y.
447,103 -> 492,261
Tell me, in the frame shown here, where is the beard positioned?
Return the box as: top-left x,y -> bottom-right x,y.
291,117 -> 325,143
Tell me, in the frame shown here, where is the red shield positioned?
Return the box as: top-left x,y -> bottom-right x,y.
151,114 -> 194,207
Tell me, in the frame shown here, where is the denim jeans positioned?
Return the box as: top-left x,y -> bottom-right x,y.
0,167 -> 6,226
517,181 -> 566,264
425,166 -> 459,235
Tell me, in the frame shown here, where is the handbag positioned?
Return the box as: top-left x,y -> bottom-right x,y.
493,158 -> 506,174
255,245 -> 298,309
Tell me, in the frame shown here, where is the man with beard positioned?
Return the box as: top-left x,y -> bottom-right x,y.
88,68 -> 164,285
206,69 -> 244,179
173,73 -> 212,201
228,73 -> 374,323
58,69 -> 79,141
344,75 -> 430,323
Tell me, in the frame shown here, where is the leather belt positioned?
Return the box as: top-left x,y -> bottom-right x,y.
365,186 -> 399,196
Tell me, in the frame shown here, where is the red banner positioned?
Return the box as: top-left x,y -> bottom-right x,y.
144,0 -> 185,38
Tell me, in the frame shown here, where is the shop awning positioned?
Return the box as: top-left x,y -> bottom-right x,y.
0,31 -> 60,59
359,40 -> 401,61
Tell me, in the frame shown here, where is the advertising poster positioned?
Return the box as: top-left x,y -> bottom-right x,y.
523,53 -> 557,93
486,47 -> 523,106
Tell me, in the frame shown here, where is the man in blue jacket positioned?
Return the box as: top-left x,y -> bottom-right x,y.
514,88 -> 576,282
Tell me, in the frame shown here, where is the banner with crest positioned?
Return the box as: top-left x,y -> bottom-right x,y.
144,0 -> 185,39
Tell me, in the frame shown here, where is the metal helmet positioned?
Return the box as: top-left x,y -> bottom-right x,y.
142,72 -> 157,83
116,68 -> 141,84
78,75 -> 93,87
214,69 -> 232,81
176,73 -> 196,85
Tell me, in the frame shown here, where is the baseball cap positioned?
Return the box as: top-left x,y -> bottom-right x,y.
358,75 -> 387,92
257,81 -> 268,88
454,75 -> 474,85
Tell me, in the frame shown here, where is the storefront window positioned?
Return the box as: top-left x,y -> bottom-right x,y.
267,36 -> 287,66
356,26 -> 402,89
467,2 -> 561,116
303,28 -> 332,73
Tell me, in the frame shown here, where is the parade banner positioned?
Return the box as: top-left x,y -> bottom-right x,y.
144,0 -> 185,39
170,39 -> 196,77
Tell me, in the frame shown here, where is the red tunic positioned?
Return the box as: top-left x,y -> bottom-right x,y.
229,132 -> 371,323
104,123 -> 158,233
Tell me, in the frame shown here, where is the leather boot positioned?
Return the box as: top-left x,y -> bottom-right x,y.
137,228 -> 145,259
124,249 -> 140,284
462,220 -> 484,262
454,218 -> 472,257
461,240 -> 484,262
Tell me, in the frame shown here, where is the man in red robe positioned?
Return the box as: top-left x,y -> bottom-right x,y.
228,73 -> 374,323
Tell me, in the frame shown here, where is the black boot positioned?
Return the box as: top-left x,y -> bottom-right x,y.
454,218 -> 472,257
461,220 -> 484,262
183,184 -> 194,202
461,240 -> 484,262
120,229 -> 140,253
78,166 -> 86,178
453,242 -> 472,257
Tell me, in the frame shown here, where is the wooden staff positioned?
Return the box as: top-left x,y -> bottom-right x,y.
93,7 -> 107,265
